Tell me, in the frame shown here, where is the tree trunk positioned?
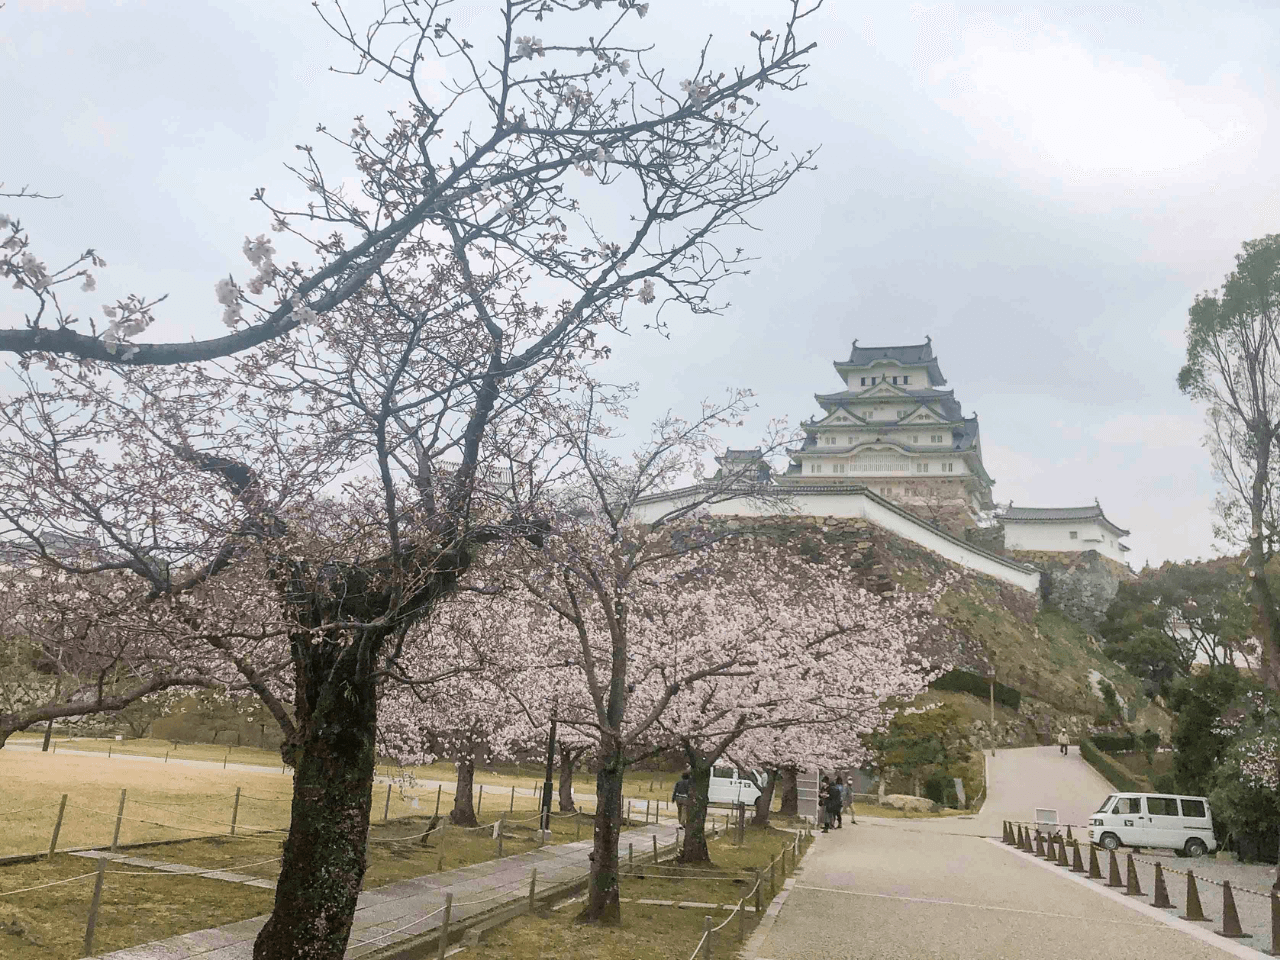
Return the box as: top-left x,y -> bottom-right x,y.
558,746 -> 578,812
778,766 -> 798,817
752,767 -> 776,827
678,753 -> 712,863
252,639 -> 378,960
577,744 -> 624,924
450,751 -> 479,827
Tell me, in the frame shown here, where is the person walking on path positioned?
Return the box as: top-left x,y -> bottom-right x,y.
1058,730 -> 1070,756
821,775 -> 843,833
841,776 -> 857,824
673,771 -> 692,826
832,776 -> 845,829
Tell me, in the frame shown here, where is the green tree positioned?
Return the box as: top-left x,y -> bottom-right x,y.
1168,665 -> 1247,796
871,704 -> 973,801
1179,234 -> 1280,691
1099,561 -> 1251,698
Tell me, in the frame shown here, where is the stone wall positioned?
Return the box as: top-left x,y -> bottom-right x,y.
1008,549 -> 1132,627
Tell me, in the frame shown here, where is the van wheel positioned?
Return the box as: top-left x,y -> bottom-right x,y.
1099,833 -> 1121,851
1184,838 -> 1208,858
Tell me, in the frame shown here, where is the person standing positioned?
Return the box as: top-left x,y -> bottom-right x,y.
1058,730 -> 1070,756
842,776 -> 857,825
818,775 -> 832,833
673,771 -> 691,826
832,776 -> 845,829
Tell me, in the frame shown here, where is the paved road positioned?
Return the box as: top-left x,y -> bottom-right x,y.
748,747 -> 1251,960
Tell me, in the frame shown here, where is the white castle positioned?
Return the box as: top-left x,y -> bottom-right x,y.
632,338 -> 1131,591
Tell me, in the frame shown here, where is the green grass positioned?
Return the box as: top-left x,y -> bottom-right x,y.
0,854 -> 273,960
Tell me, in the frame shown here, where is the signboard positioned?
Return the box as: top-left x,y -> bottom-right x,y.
796,768 -> 821,823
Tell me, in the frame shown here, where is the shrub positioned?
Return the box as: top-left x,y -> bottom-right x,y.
1080,738 -> 1151,793
1091,733 -> 1139,753
929,669 -> 1021,711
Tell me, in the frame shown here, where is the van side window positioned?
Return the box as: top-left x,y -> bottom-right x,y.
1180,798 -> 1206,818
1147,797 -> 1179,816
1112,798 -> 1141,815
712,766 -> 734,780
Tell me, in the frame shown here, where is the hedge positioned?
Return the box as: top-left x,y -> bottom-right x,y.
1080,738 -> 1152,793
929,669 -> 1021,711
1090,733 -> 1140,754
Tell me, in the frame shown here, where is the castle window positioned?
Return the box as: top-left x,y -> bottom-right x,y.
931,434 -> 944,443
916,462 -> 929,473
860,377 -> 867,386
871,377 -> 878,385
912,435 -> 919,444
892,376 -> 899,384
903,376 -> 910,384
1069,531 -> 1078,539
943,462 -> 954,473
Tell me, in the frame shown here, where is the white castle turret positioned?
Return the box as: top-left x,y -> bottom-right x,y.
777,337 -> 994,529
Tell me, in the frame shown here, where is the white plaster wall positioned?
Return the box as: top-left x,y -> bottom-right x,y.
629,488 -> 1041,593
1003,519 -> 1128,563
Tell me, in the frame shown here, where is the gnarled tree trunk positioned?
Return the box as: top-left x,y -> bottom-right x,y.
558,745 -> 580,812
678,753 -> 712,863
778,765 -> 799,817
252,634 -> 379,960
450,750 -> 479,827
577,741 -> 624,924
752,767 -> 776,827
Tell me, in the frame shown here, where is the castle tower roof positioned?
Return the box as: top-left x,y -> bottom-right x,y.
833,336 -> 947,386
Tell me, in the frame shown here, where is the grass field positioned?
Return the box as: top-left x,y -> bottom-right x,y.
473,826 -> 808,960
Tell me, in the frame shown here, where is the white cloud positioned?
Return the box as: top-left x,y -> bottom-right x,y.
925,20 -> 1265,183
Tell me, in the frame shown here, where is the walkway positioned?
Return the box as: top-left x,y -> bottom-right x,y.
747,747 -> 1253,960
93,820 -> 681,959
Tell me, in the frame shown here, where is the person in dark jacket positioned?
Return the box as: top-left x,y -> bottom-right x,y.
832,776 -> 845,829
823,776 -> 844,831
672,771 -> 691,826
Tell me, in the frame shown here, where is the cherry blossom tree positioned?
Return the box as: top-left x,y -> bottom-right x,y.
0,4 -> 826,957
1,0 -> 820,365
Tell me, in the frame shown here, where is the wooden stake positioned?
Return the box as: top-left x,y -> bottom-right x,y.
510,785 -> 516,812
497,818 -> 504,857
83,857 -> 106,956
528,867 -> 537,913
48,793 -> 67,859
434,784 -> 442,818
702,915 -> 713,959
230,787 -> 241,836
436,892 -> 452,960
110,789 -> 126,852
653,834 -> 659,862
628,842 -> 633,868
477,784 -> 484,816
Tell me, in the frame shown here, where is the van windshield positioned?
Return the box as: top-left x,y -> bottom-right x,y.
1095,795 -> 1116,813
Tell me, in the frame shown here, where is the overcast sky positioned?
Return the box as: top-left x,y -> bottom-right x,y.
3,0 -> 1278,567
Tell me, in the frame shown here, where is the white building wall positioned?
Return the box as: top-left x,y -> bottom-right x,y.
1003,519 -> 1128,564
629,487 -> 1041,594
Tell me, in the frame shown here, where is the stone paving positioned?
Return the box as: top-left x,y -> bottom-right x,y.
92,820 -> 682,959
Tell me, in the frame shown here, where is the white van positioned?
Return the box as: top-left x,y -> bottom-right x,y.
1088,792 -> 1217,857
708,765 -> 763,807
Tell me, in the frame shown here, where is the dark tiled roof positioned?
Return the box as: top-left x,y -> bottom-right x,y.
833,339 -> 946,385
1000,504 -> 1129,537
814,389 -> 963,422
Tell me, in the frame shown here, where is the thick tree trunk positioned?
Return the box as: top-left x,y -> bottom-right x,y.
678,754 -> 712,863
577,744 -> 624,924
558,746 -> 578,812
752,768 -> 776,827
778,766 -> 798,817
253,641 -> 378,960
450,752 -> 479,827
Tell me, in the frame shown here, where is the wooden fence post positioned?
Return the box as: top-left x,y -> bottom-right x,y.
497,817 -> 504,857
702,915 -> 713,959
383,783 -> 392,822
110,789 -> 126,852
653,834 -> 659,862
769,858 -> 775,897
49,793 -> 68,859
436,892 -> 452,960
230,787 -> 241,836
223,751 -> 228,769
576,816 -> 582,841
754,868 -> 762,914
83,857 -> 106,956
528,867 -> 537,913
477,784 -> 484,817
434,785 -> 442,819
510,785 -> 516,812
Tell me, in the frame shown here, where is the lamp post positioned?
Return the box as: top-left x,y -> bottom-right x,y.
986,664 -> 996,758
541,709 -> 557,833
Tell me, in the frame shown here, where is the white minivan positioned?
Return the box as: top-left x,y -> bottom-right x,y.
1088,792 -> 1217,857
708,765 -> 763,807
